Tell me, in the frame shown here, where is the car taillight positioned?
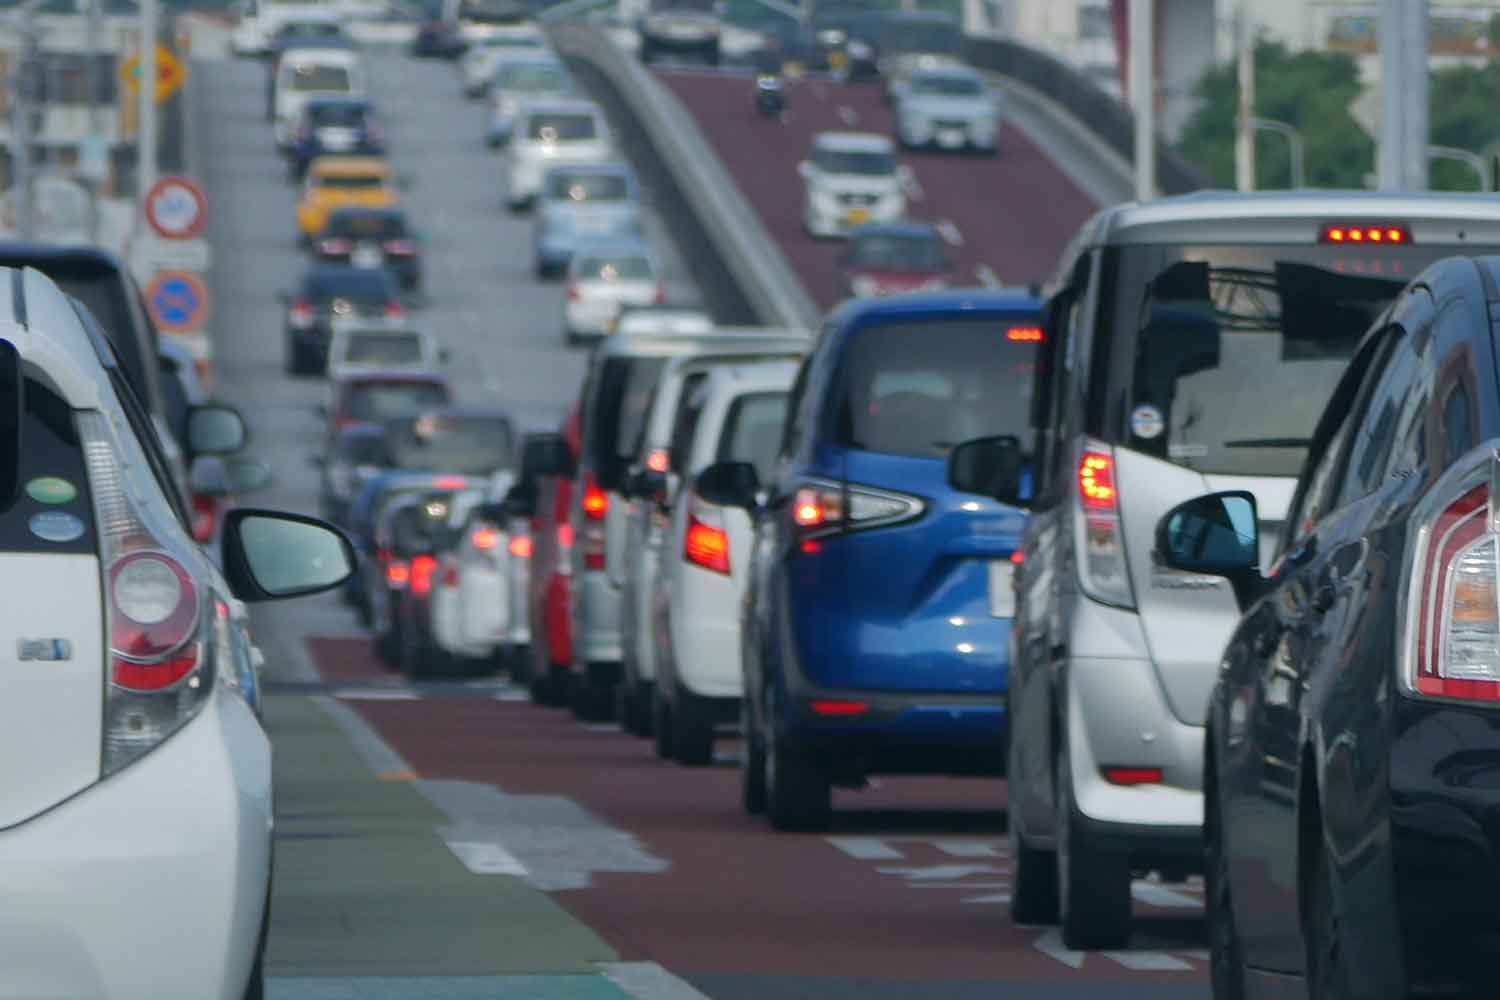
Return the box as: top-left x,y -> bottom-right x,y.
385,300 -> 406,319
80,412 -> 215,775
646,447 -> 669,473
791,477 -> 923,542
411,554 -> 437,596
580,473 -> 607,570
557,522 -> 574,550
318,238 -> 353,255
566,282 -> 580,302
810,699 -> 869,717
191,492 -> 217,544
384,239 -> 417,256
582,477 -> 607,520
1073,442 -> 1134,609
441,561 -> 460,587
791,481 -> 842,535
1102,766 -> 1162,786
289,299 -> 315,328
684,496 -> 730,574
653,285 -> 666,304
509,534 -> 533,558
472,526 -> 500,550
386,558 -> 410,589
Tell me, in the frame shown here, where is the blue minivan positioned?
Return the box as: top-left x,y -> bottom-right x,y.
695,290 -> 1041,830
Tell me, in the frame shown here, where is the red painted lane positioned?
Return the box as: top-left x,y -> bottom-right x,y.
306,638 -> 1207,986
656,70 -> 1098,310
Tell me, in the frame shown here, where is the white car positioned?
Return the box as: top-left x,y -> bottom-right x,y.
487,55 -> 573,147
273,47 -> 365,149
505,100 -> 613,210
799,131 -> 907,238
894,64 -> 999,153
231,0 -> 328,56
460,26 -> 551,97
0,267 -> 352,998
430,485 -> 533,669
326,321 -> 446,378
562,243 -> 663,343
612,306 -> 714,338
651,360 -> 795,764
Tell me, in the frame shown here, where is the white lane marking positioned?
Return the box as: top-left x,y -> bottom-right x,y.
909,881 -> 1010,889
444,839 -> 530,876
975,264 -> 1002,287
333,687 -> 420,701
1102,951 -> 1193,972
836,104 -> 859,126
933,839 -> 1000,858
827,836 -> 904,860
602,961 -> 715,1000
1033,929 -> 1085,969
1131,882 -> 1204,909
935,219 -> 964,247
962,892 -> 1013,904
877,863 -> 1006,881
493,688 -> 530,702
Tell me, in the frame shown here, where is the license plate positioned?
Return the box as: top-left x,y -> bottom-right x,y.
352,246 -> 384,268
938,129 -> 965,149
845,207 -> 870,225
988,560 -> 1016,618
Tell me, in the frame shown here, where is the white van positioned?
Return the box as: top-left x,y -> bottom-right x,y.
274,48 -> 365,148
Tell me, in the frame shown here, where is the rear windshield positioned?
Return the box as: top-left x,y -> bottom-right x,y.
341,333 -> 428,366
305,269 -> 395,302
290,64 -> 352,91
347,381 -> 450,421
575,255 -> 653,281
279,22 -> 343,41
309,102 -> 367,126
526,113 -> 597,141
1096,242 -> 1464,477
879,16 -> 961,54
333,430 -> 389,464
589,356 -> 667,490
718,392 -> 788,484
836,317 -> 1041,459
498,63 -> 568,92
316,173 -> 384,190
546,172 -> 629,202
387,414 -> 515,475
910,73 -> 983,97
814,148 -> 894,176
0,379 -> 96,555
327,212 -> 406,238
849,232 -> 943,269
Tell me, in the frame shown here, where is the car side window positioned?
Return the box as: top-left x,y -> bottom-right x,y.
108,369 -> 191,529
667,373 -> 708,475
1335,322 -> 1427,509
778,357 -> 812,460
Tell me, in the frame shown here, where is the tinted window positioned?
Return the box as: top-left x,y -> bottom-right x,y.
290,64 -> 352,91
309,102 -> 367,126
526,113 -> 597,141
305,269 -> 396,302
341,332 -> 426,366
1336,329 -> 1424,507
590,357 -> 667,490
0,378 -> 96,554
814,149 -> 894,176
346,382 -> 450,421
334,430 -> 389,464
546,172 -> 630,202
878,15 -> 960,53
1098,242 -> 1466,477
316,174 -> 385,190
667,374 -> 709,474
835,318 -> 1040,459
39,267 -> 157,411
575,255 -> 654,281
848,232 -> 943,269
718,392 -> 788,484
386,414 -> 514,475
327,212 -> 407,239
910,73 -> 983,97
159,362 -> 190,446
498,62 -> 568,92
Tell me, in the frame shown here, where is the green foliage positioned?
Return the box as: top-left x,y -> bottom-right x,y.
1429,63 -> 1500,191
1176,40 -> 1374,190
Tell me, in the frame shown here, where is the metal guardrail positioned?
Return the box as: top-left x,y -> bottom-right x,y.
549,22 -> 821,332
965,36 -> 1205,196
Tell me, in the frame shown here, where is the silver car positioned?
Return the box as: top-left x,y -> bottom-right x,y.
505,99 -> 613,211
894,64 -> 998,153
533,162 -> 644,279
1005,191 -> 1500,951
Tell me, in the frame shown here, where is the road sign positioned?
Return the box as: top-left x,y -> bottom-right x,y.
145,270 -> 210,334
144,175 -> 208,239
120,45 -> 188,104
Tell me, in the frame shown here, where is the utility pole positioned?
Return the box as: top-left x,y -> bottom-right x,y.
137,0 -> 157,206
1379,0 -> 1428,190
86,0 -> 103,240
1234,2 -> 1254,191
10,3 -> 39,240
1402,0 -> 1428,190
1129,0 -> 1154,201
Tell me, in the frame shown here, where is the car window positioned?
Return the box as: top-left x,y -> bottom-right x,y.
848,233 -> 943,269
1335,324 -> 1427,509
386,414 -> 515,475
336,431 -> 389,464
346,382 -> 450,421
159,361 -> 191,446
306,269 -> 396,301
526,113 -> 597,141
500,63 -> 568,92
834,317 -> 1041,460
778,358 -> 811,459
328,212 -> 407,239
0,378 -> 98,554
309,102 -> 366,126
575,255 -> 653,281
290,64 -> 352,91
813,148 -> 894,175
667,373 -> 709,474
341,332 -> 427,365
718,392 -> 788,484
910,73 -> 982,97
589,356 -> 667,491
546,172 -> 629,202
316,174 -> 385,190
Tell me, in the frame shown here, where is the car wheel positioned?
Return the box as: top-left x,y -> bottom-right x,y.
529,672 -> 556,706
1007,717 -> 1060,923
765,691 -> 831,832
1304,839 -> 1354,1000
741,699 -> 767,815
673,701 -> 714,767
1207,787 -> 1247,1000
376,625 -> 401,667
620,682 -> 652,737
1056,744 -> 1131,949
652,688 -> 675,759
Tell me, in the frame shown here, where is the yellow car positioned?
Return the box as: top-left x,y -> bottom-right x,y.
296,157 -> 398,238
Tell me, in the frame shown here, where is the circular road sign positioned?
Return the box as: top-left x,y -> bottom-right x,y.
144,175 -> 208,239
145,270 -> 210,334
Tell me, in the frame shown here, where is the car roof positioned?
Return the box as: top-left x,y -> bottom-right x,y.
814,131 -> 893,153
281,46 -> 360,66
309,156 -> 389,178
597,326 -> 811,359
826,288 -> 1042,329
1084,190 -> 1500,247
704,358 -> 800,395
849,220 -> 939,240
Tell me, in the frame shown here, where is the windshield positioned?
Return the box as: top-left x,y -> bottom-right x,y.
526,113 -> 598,141
849,232 -> 944,270
574,255 -> 653,281
837,317 -> 1040,459
1098,242 -> 1459,476
305,269 -> 395,302
314,173 -> 385,190
340,333 -> 428,366
386,413 -> 515,474
880,17 -> 961,54
910,74 -> 983,97
814,149 -> 894,176
346,381 -> 450,420
308,103 -> 367,127
499,63 -> 568,92
289,64 -> 352,92
546,172 -> 629,202
326,212 -> 406,238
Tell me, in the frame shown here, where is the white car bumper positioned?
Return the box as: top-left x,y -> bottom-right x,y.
0,690 -> 272,1000
565,299 -> 619,337
667,563 -> 742,699
806,195 -> 905,238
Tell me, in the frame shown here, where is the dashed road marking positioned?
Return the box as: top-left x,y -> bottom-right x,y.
334,687 -> 421,701
827,836 -> 905,860
877,864 -> 1007,882
899,168 -> 924,202
444,839 -> 530,876
935,219 -> 964,246
1103,950 -> 1194,972
975,264 -> 1002,287
1131,881 -> 1203,909
933,839 -> 999,858
602,961 -> 715,1000
836,104 -> 859,126
962,892 -> 1013,904
1033,929 -> 1084,969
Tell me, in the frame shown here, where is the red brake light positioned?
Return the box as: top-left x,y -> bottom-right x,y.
684,501 -> 730,574
290,299 -> 315,327
508,535 -> 533,558
384,239 -> 417,256
435,476 -> 467,489
793,485 -> 839,529
108,553 -> 200,692
1320,222 -> 1409,245
1006,326 -> 1044,342
653,285 -> 666,304
1102,766 -> 1163,786
318,238 -> 353,255
472,527 -> 500,550
557,522 -> 575,549
410,554 -> 437,596
385,301 -> 406,319
646,448 -> 669,473
1078,451 -> 1116,511
386,559 -> 411,588
442,562 -> 460,587
566,282 -> 579,302
810,699 -> 869,717
582,477 -> 607,520
1010,549 -> 1024,565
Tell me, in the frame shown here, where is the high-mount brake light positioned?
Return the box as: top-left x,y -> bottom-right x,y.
410,554 -> 437,596
386,559 -> 411,588
1006,326 -> 1044,342
1320,223 -> 1410,245
582,477 -> 607,519
1078,451 -> 1116,510
810,699 -> 869,717
646,448 -> 670,474
1102,766 -> 1162,786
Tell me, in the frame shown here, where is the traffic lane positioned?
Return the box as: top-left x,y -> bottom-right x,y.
312,638 -> 1209,993
656,70 -> 1098,307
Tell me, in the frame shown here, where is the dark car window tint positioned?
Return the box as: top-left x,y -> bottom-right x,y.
328,212 -> 406,239
848,233 -> 943,270
1336,328 -> 1426,508
290,64 -> 352,91
309,102 -> 367,126
575,255 -> 653,281
667,373 -> 709,474
835,318 -> 1040,460
305,269 -> 396,302
546,172 -> 629,202
0,378 -> 96,554
387,414 -> 514,475
346,382 -> 450,421
317,174 -> 384,190
526,113 -> 597,141
590,357 -> 667,490
718,392 -> 788,484
335,431 -> 389,464
159,363 -> 190,446
342,332 -> 425,365
814,149 -> 893,175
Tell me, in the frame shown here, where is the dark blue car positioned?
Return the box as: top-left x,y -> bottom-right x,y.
723,290 -> 1042,831
286,96 -> 386,179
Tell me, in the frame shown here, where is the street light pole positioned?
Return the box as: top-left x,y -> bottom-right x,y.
137,0 -> 157,204
1429,146 -> 1488,191
1250,117 -> 1304,189
11,3 -> 38,240
1234,3 -> 1254,192
1129,0 -> 1154,201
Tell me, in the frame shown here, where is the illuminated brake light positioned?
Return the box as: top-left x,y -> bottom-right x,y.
684,499 -> 730,574
509,534 -> 533,558
386,559 -> 411,588
435,476 -> 467,489
1102,766 -> 1162,786
385,301 -> 406,319
289,300 -> 315,328
1320,222 -> 1410,245
318,238 -> 353,255
472,527 -> 500,550
793,484 -> 840,529
1006,326 -> 1044,342
1074,442 -> 1134,609
1077,451 -> 1116,510
557,523 -> 574,550
410,554 -> 437,596
1010,549 -> 1024,565
810,699 -> 869,717
582,478 -> 607,519
383,239 -> 417,256
646,448 -> 669,474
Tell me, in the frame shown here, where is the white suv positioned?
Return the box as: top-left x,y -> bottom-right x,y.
799,132 -> 907,238
0,267 -> 353,998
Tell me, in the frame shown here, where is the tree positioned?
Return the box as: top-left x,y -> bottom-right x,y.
1176,41 -> 1373,190
1429,62 -> 1500,191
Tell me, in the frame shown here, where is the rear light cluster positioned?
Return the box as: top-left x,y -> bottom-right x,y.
80,412 -> 217,775
384,239 -> 417,256
1073,443 -> 1134,608
318,238 -> 353,256
289,299 -> 315,329
385,300 -> 406,319
508,534 -> 533,559
410,554 -> 437,597
684,496 -> 730,574
790,477 -> 924,547
1006,326 -> 1044,342
471,526 -> 500,550
580,473 -> 608,571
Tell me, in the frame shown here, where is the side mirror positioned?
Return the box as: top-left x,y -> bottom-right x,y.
228,457 -> 274,495
523,432 -> 574,478
221,508 -> 355,602
948,435 -> 1025,506
1156,491 -> 1260,578
695,460 -> 759,510
187,403 -> 248,457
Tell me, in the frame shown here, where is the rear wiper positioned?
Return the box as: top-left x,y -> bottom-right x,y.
1223,437 -> 1312,449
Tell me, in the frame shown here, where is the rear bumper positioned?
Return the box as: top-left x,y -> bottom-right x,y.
571,568 -> 621,668
781,685 -> 1008,776
668,566 -> 741,699
0,691 -> 271,1000
564,301 -> 617,337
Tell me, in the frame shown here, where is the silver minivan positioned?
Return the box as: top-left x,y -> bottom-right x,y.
1007,191 -> 1500,949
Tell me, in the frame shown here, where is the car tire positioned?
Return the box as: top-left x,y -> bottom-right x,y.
570,677 -> 612,722
619,682 -> 652,737
1207,785 -> 1247,1000
765,691 -> 831,832
741,699 -> 767,815
376,626 -> 401,667
673,701 -> 713,767
1057,744 -> 1131,950
1304,838 -> 1354,1000
1008,731 -> 1059,924
652,687 -> 675,759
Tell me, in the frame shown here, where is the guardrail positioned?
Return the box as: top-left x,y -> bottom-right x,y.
965,36 -> 1204,197
548,22 -> 821,332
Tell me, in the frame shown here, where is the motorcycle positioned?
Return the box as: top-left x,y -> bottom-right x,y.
754,74 -> 785,117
